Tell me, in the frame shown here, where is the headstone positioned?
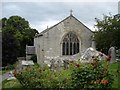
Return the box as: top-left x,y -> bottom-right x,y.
15,60 -> 34,73
108,46 -> 116,63
116,49 -> 120,61
21,60 -> 34,66
80,47 -> 107,62
63,59 -> 69,69
50,59 -> 56,71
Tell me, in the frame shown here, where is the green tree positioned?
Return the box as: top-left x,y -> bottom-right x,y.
2,30 -> 19,66
1,16 -> 39,66
1,16 -> 39,57
94,14 -> 120,54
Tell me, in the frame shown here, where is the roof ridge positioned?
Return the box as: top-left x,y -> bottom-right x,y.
35,15 -> 93,37
40,15 -> 72,34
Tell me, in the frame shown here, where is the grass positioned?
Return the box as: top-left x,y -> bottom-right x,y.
2,79 -> 22,89
2,61 -> 120,89
108,61 -> 120,89
0,70 -> 12,75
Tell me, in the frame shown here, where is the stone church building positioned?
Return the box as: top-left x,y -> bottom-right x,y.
34,14 -> 94,64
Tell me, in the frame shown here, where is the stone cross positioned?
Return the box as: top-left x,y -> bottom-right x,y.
70,10 -> 73,15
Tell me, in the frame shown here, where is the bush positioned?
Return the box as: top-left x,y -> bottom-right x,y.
14,59 -> 114,89
15,64 -> 72,88
30,54 -> 37,63
71,59 -> 114,89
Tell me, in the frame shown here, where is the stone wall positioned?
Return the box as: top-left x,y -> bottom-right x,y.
34,15 -> 93,64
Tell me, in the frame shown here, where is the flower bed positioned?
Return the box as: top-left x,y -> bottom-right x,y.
14,58 -> 114,89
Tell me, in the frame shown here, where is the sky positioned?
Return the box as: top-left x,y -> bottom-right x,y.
1,0 -> 119,32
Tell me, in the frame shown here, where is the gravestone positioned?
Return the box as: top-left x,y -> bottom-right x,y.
50,59 -> 56,71
108,46 -> 116,63
63,59 -> 69,69
80,47 -> 107,63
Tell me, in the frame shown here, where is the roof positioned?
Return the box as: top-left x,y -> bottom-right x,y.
35,14 -> 93,38
26,46 -> 35,55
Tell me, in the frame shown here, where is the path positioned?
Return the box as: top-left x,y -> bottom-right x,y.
0,71 -> 14,83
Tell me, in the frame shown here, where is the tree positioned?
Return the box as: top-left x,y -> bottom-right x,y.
94,14 -> 120,54
2,30 -> 19,66
1,16 -> 39,66
1,16 -> 39,57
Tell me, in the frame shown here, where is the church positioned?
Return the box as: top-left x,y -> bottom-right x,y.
34,13 -> 94,64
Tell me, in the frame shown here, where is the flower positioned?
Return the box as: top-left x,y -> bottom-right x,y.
106,55 -> 111,62
101,80 -> 109,84
94,79 -> 109,84
100,54 -> 103,57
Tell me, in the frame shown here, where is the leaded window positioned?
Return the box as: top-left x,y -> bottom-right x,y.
62,32 -> 79,55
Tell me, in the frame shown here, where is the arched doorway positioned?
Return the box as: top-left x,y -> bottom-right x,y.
62,32 -> 79,55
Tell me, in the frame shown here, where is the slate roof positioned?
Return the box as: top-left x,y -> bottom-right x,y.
35,14 -> 93,38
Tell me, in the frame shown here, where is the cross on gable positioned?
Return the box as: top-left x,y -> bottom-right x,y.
70,10 -> 73,15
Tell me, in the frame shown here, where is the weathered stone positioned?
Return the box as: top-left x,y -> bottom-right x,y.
34,15 -> 93,64
80,47 -> 107,63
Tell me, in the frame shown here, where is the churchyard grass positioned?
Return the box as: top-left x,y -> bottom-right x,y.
2,79 -> 22,88
108,62 -> 120,88
2,61 -> 120,89
1,61 -> 19,75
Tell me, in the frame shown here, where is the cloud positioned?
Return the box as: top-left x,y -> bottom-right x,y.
2,2 -> 118,32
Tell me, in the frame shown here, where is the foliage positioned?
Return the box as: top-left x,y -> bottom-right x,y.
94,14 -> 120,54
2,79 -> 22,88
14,58 -> 114,89
30,54 -> 37,63
1,16 -> 39,66
15,64 -> 72,88
2,30 -> 19,66
71,59 -> 114,89
1,16 -> 39,56
2,61 -> 119,89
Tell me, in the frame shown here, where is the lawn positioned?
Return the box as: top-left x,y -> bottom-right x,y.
2,79 -> 22,89
0,70 -> 12,75
108,61 -> 120,88
2,61 -> 120,89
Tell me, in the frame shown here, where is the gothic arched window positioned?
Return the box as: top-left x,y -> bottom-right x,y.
62,32 -> 79,55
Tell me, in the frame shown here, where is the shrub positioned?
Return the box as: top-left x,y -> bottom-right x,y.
71,59 -> 114,89
30,54 -> 37,63
15,64 -> 72,88
15,59 -> 114,89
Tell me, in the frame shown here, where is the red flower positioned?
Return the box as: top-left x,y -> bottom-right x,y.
100,54 -> 103,57
101,80 -> 109,84
106,55 -> 111,62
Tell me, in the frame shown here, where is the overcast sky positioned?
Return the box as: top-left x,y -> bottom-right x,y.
2,1 -> 119,32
